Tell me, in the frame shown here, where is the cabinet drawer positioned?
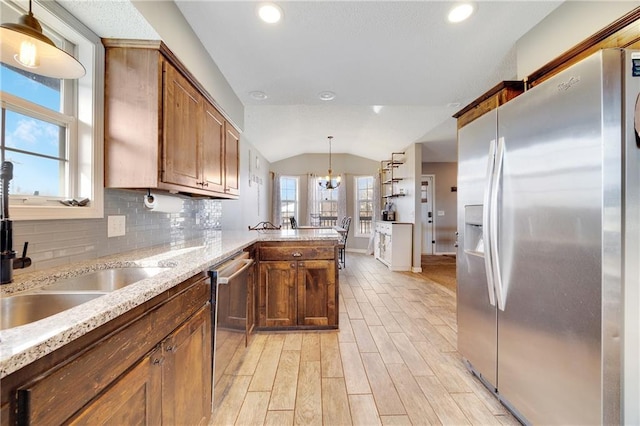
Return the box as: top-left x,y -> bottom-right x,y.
260,246 -> 335,261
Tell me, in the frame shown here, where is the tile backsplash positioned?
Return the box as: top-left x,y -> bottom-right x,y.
12,189 -> 222,274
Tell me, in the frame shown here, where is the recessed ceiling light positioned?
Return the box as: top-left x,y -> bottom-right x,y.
448,3 -> 475,23
250,91 -> 268,100
257,3 -> 283,24
372,105 -> 383,114
447,102 -> 461,109
318,91 -> 336,101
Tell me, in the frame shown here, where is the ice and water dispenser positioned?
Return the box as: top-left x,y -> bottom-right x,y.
464,205 -> 484,256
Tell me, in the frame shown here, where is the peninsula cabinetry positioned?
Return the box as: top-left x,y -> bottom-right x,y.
0,273 -> 212,426
257,241 -> 338,329
104,39 -> 239,199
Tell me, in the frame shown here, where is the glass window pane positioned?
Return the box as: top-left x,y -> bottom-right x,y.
6,151 -> 66,197
5,110 -> 66,159
1,64 -> 62,112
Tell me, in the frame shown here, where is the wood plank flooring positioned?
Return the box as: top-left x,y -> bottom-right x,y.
210,253 -> 516,425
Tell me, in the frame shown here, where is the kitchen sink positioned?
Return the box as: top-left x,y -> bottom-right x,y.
0,293 -> 105,330
42,267 -> 170,292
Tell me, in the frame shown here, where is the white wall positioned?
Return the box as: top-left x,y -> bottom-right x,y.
393,143 -> 422,272
131,0 -> 244,129
517,1 -> 640,79
220,139 -> 271,231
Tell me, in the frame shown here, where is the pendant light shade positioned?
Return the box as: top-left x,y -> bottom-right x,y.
0,1 -> 85,79
318,136 -> 341,190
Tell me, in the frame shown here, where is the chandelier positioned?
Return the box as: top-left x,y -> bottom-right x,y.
318,136 -> 341,190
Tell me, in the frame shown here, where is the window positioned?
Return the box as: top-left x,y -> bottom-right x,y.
280,176 -> 298,229
0,0 -> 103,220
354,176 -> 374,236
315,183 -> 338,227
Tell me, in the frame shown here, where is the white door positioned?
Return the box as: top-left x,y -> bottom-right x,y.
421,175 -> 435,255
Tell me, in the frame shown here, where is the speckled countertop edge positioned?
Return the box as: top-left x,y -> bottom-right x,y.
0,228 -> 340,378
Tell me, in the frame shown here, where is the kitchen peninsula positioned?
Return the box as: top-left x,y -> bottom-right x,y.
0,228 -> 340,425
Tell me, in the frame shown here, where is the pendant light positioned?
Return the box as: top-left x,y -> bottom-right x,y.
318,136 -> 341,190
0,0 -> 85,79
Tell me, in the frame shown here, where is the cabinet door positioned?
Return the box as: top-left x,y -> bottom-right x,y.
202,101 -> 225,193
68,348 -> 162,425
162,61 -> 202,189
259,261 -> 297,327
224,123 -> 240,196
297,260 -> 336,326
162,303 -> 212,426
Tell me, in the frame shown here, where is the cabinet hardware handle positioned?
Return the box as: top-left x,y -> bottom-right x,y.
291,263 -> 296,268
166,345 -> 175,352
292,252 -> 302,257
153,358 -> 162,365
203,182 -> 209,187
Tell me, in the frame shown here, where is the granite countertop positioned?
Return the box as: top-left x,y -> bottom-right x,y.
0,228 -> 340,378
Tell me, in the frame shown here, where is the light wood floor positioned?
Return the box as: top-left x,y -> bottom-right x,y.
210,253 -> 518,425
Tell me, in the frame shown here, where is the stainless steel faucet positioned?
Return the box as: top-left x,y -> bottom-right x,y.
1,161 -> 31,284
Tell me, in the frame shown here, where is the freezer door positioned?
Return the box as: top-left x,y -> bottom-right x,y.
496,50 -> 622,424
456,109 -> 498,389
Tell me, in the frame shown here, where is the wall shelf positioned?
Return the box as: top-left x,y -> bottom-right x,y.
380,152 -> 405,201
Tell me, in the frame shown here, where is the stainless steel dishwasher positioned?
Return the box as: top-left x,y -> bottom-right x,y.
208,251 -> 255,409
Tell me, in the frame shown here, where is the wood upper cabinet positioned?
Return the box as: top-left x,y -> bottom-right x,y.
202,102 -> 225,193
224,123 -> 240,196
257,241 -> 338,329
162,61 -> 202,189
104,39 -> 240,199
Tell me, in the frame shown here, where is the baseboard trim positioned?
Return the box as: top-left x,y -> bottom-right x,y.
346,248 -> 367,254
434,252 -> 456,256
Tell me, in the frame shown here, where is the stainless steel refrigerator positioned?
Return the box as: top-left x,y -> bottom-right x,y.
457,48 -> 640,425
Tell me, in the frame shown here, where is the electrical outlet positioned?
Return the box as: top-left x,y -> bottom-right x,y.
107,215 -> 126,238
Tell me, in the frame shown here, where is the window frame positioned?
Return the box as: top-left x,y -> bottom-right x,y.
280,175 -> 298,229
354,175 -> 374,237
1,0 -> 104,220
315,180 -> 338,227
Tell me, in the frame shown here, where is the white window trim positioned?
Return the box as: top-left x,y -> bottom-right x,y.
354,175 -> 373,237
280,175 -> 299,225
4,0 -> 104,221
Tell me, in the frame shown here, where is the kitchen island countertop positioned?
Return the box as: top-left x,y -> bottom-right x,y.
0,228 -> 340,378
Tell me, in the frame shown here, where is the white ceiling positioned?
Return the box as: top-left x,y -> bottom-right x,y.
60,0 -> 562,163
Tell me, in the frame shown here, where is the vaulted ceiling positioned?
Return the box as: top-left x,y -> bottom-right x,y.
60,0 -> 562,163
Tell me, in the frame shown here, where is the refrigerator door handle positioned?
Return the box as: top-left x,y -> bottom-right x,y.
483,139 -> 497,307
491,137 -> 506,311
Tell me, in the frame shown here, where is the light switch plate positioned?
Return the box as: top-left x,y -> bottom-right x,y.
437,211 -> 445,216
107,215 -> 126,238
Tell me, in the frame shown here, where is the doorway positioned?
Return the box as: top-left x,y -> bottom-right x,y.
421,175 -> 435,255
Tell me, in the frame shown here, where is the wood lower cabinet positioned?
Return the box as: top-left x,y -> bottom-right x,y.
0,273 -> 212,426
259,261 -> 297,327
161,304 -> 212,426
257,241 -> 338,329
297,259 -> 336,326
68,348 -> 163,425
104,39 -> 239,199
